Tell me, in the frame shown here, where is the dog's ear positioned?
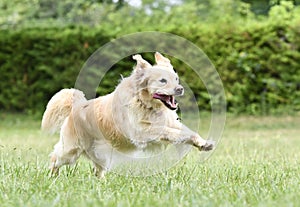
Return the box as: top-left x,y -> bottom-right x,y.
132,54 -> 152,70
155,52 -> 171,66
132,54 -> 151,87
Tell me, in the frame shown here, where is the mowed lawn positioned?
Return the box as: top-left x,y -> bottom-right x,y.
0,113 -> 299,207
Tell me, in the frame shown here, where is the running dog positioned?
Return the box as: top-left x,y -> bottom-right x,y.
41,52 -> 214,177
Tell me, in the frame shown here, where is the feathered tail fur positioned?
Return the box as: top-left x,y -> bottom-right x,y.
41,88 -> 86,134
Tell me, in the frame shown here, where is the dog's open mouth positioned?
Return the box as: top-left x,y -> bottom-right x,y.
153,93 -> 177,110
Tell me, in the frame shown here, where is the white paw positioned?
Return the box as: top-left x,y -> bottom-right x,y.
200,140 -> 215,151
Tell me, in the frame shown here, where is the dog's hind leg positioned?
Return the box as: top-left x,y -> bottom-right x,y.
85,150 -> 108,178
93,163 -> 106,178
50,141 -> 82,176
49,118 -> 82,176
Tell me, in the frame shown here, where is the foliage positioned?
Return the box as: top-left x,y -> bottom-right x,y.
0,27 -> 111,112
0,1 -> 300,114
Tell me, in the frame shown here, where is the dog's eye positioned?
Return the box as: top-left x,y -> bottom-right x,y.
159,78 -> 167,84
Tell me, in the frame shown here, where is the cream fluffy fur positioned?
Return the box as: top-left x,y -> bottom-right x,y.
41,52 -> 214,177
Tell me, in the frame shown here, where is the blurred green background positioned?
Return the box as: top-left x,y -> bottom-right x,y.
0,0 -> 300,115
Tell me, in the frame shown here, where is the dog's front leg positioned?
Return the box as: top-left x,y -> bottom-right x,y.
182,125 -> 215,151
160,125 -> 214,151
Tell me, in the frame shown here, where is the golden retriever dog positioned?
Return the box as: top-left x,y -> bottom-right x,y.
42,52 -> 214,177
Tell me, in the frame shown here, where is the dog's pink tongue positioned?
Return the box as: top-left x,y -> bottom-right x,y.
153,94 -> 167,100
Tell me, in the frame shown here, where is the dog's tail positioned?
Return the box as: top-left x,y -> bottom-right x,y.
41,88 -> 86,134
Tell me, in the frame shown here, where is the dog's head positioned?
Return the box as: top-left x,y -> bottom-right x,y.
132,52 -> 184,110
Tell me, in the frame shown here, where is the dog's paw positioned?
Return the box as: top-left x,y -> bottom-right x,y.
49,166 -> 59,177
199,140 -> 215,151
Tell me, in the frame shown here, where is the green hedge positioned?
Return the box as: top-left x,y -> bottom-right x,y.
178,23 -> 300,114
0,27 -> 111,112
0,22 -> 300,115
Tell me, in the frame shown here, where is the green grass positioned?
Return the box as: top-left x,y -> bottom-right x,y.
0,113 -> 300,207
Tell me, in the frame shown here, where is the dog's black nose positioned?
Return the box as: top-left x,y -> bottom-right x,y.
175,86 -> 184,95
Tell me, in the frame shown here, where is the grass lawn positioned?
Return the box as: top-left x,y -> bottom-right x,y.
0,113 -> 299,207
